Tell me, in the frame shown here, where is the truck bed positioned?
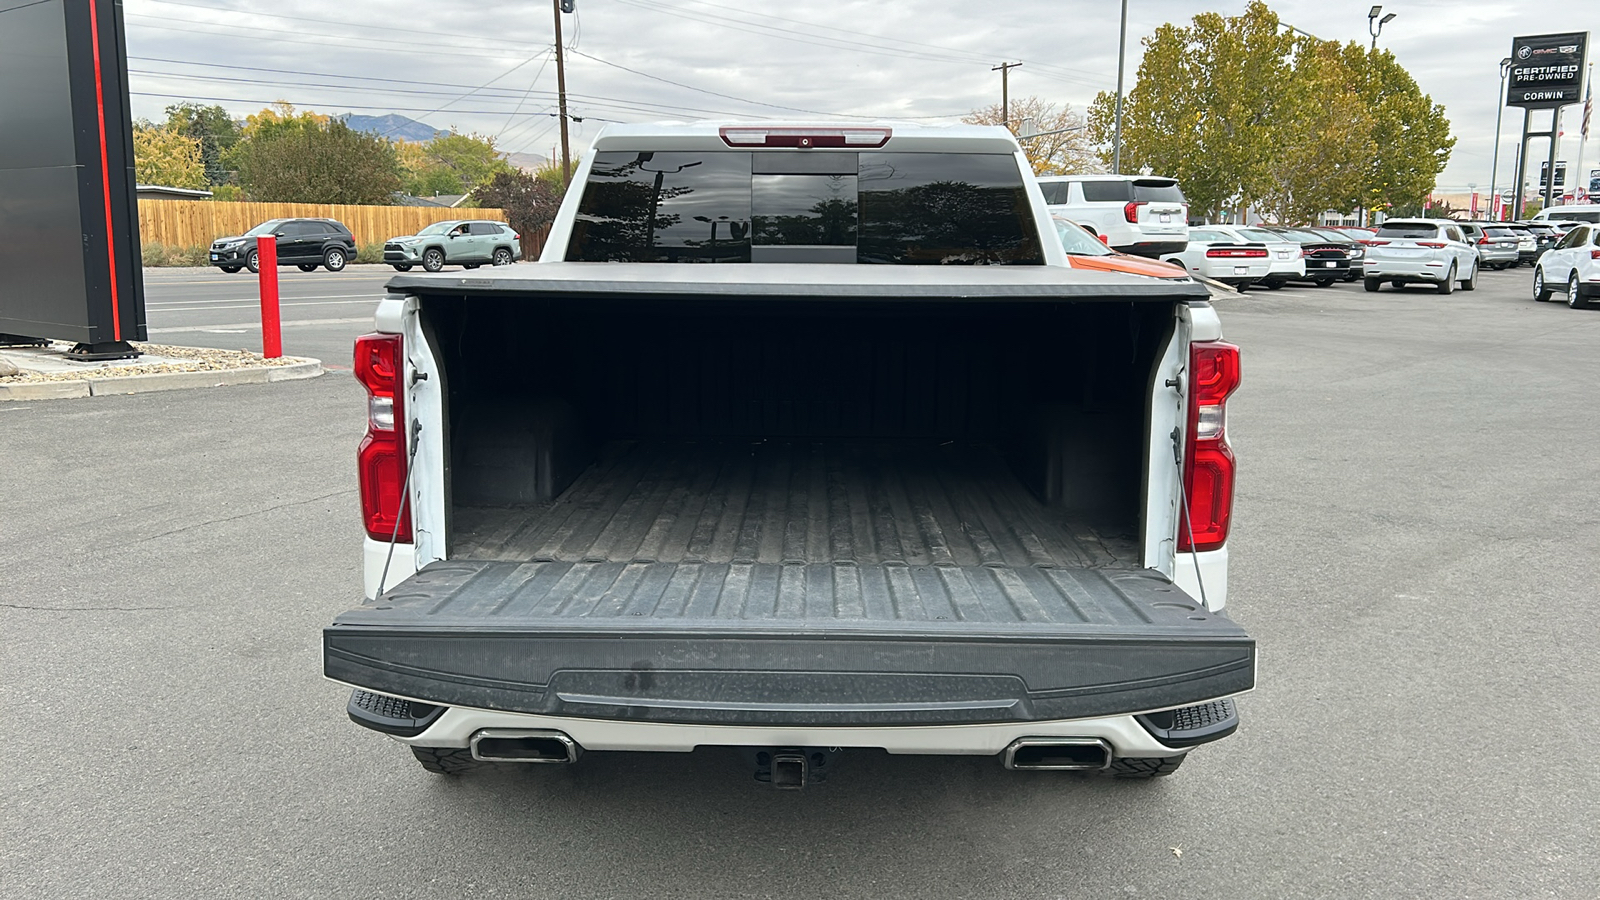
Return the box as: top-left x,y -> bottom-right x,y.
452,439 -> 1138,569
327,441 -> 1252,727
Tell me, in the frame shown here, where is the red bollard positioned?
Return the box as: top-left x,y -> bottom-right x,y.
257,234 -> 282,358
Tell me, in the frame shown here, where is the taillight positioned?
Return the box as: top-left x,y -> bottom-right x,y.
1180,341 -> 1241,553
1298,248 -> 1307,258
1205,247 -> 1268,258
355,333 -> 410,542
1123,201 -> 1147,223
1361,239 -> 1389,246
1591,249 -> 1600,259
1420,241 -> 1448,248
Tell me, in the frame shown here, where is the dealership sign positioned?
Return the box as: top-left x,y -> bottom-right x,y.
1506,32 -> 1588,108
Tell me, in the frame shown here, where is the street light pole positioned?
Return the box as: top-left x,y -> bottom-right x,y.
1367,5 -> 1396,52
1112,0 -> 1129,174
1488,57 -> 1512,220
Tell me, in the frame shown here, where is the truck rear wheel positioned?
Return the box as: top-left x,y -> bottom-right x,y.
411,746 -> 485,775
1108,755 -> 1186,778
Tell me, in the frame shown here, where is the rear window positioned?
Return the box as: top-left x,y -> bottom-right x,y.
1483,227 -> 1516,238
567,150 -> 1043,265
1548,211 -> 1600,223
1133,180 -> 1184,203
1038,182 -> 1071,205
1237,228 -> 1280,243
1080,181 -> 1133,202
1375,224 -> 1442,240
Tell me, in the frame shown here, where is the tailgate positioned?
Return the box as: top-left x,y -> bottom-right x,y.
325,561 -> 1254,727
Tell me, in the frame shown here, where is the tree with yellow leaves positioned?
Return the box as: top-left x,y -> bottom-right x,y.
133,123 -> 206,190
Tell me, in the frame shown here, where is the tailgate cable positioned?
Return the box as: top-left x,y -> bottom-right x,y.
376,418 -> 422,598
1171,385 -> 1210,609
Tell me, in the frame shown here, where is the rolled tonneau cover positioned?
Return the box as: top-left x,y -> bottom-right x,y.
383,262 -> 1213,302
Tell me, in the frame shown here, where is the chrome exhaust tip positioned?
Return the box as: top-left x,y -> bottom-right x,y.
1003,737 -> 1112,771
470,729 -> 581,763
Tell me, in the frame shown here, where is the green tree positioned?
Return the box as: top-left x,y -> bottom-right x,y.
232,117 -> 401,204
396,130 -> 515,197
1087,1 -> 1294,220
1257,38 -> 1371,224
963,96 -> 1095,175
1342,44 -> 1455,219
132,122 -> 206,189
162,103 -> 241,186
472,169 -> 560,256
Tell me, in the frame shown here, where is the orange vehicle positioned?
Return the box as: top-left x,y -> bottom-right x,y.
1052,215 -> 1190,279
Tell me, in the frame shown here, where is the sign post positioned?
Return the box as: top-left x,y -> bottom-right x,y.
1507,32 -> 1589,219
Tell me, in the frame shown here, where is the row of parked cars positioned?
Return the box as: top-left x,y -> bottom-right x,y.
1035,173 -> 1597,308
207,217 -> 521,274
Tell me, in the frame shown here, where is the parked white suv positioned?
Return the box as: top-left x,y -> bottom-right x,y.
1362,219 -> 1479,294
1036,174 -> 1188,258
1530,204 -> 1600,226
1532,222 -> 1600,309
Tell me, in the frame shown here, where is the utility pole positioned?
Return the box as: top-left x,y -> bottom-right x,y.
1112,0 -> 1128,174
992,62 -> 1021,128
553,0 -> 572,182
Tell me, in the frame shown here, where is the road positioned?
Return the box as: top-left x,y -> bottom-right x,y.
3,266 -> 1596,898
141,265 -> 398,366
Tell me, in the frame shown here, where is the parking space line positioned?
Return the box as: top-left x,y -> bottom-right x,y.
148,317 -> 372,334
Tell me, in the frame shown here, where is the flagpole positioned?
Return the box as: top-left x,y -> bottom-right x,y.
1573,63 -> 1593,203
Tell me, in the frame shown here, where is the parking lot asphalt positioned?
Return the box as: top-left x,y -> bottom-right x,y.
3,266 -> 1596,899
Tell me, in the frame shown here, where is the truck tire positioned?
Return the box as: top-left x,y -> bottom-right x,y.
1363,277 -> 1381,292
422,248 -> 445,272
1436,264 -> 1455,295
411,746 -> 485,775
1108,755 -> 1186,778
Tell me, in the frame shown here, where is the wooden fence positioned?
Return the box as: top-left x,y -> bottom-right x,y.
137,200 -> 507,249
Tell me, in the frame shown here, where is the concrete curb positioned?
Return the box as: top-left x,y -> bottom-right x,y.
0,358 -> 322,402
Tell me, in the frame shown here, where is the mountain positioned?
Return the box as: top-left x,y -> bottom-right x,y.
504,151 -> 550,173
340,114 -> 446,143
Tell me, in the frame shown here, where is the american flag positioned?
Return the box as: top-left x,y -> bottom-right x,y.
1584,79 -> 1593,138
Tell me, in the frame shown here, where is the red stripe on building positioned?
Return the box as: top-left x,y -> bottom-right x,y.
87,0 -> 121,341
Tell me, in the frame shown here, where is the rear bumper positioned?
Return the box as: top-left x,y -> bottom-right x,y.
342,697 -> 1241,757
1363,259 -> 1454,281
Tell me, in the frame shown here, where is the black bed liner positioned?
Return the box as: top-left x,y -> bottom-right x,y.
453,440 -> 1137,568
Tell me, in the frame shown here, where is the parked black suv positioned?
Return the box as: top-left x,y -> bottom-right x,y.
210,218 -> 358,273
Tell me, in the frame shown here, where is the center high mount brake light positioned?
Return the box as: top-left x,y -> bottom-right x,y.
719,127 -> 891,149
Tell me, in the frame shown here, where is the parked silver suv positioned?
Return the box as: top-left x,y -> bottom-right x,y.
384,220 -> 522,272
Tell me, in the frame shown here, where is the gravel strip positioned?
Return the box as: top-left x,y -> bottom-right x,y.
0,342 -> 306,384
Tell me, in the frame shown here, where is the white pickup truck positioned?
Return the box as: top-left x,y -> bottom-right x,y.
324,123 -> 1253,786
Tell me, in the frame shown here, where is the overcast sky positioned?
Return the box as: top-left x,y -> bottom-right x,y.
121,0 -> 1595,195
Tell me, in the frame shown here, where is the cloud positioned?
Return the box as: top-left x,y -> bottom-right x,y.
121,0 -> 1578,195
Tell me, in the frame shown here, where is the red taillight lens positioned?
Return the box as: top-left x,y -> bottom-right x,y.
1361,239 -> 1388,246
1205,247 -> 1268,258
1590,249 -> 1600,259
1180,341 -> 1240,553
1476,236 -> 1489,245
1123,201 -> 1146,223
355,333 -> 410,542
